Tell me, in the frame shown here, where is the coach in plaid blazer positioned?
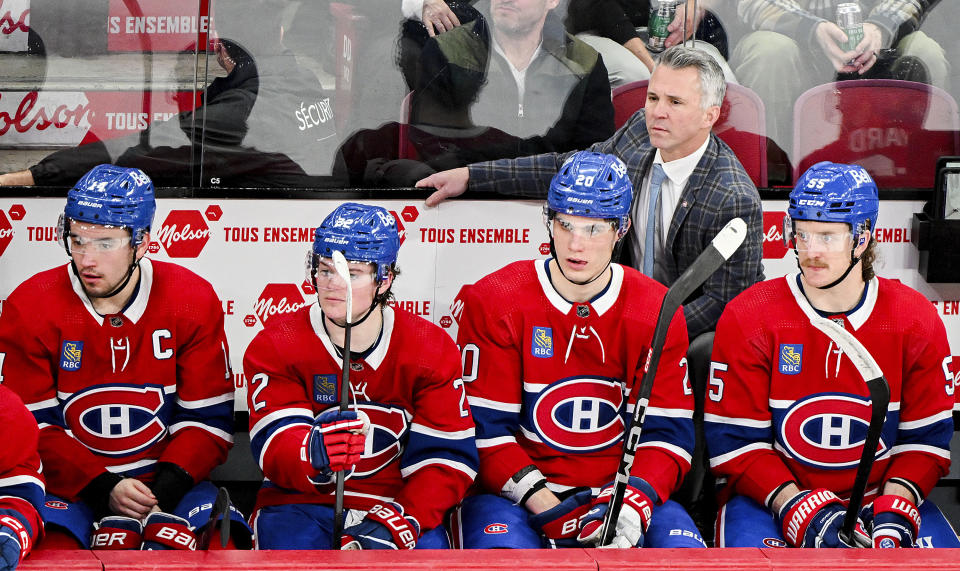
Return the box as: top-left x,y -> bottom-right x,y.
419,46 -> 763,340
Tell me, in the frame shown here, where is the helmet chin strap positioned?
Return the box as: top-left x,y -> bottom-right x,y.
795,243 -> 865,290
70,249 -> 142,300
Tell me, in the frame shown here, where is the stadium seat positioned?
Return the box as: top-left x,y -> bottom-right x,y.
792,80 -> 960,189
611,81 -> 769,187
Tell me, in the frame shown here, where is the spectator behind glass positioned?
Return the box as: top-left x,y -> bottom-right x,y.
565,0 -> 737,86
731,0 -> 949,160
0,0 -> 344,189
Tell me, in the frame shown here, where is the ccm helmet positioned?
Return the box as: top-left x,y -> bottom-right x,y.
61,164 -> 156,247
311,203 -> 400,282
786,161 -> 878,240
547,151 -> 632,236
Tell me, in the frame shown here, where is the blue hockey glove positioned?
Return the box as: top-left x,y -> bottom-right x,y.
303,409 -> 368,486
778,488 -> 869,548
341,502 -> 420,550
90,515 -> 142,550
577,477 -> 657,548
141,512 -> 197,550
867,495 -> 920,548
528,489 -> 592,546
0,515 -> 28,571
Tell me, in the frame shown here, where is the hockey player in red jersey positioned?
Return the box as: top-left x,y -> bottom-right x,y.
244,203 -> 478,550
706,162 -> 959,548
0,165 -> 248,551
452,151 -> 704,549
0,386 -> 45,570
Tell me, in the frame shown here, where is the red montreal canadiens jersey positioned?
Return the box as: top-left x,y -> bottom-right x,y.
243,304 -> 478,530
706,275 -> 954,507
0,386 -> 45,554
0,259 -> 234,500
457,260 -> 693,501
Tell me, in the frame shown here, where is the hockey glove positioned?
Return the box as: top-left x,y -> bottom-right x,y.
777,488 -> 869,548
341,502 -> 420,550
90,516 -> 143,550
303,408 -> 368,486
528,489 -> 593,546
577,477 -> 657,548
0,515 -> 30,570
867,495 -> 920,548
141,512 -> 197,550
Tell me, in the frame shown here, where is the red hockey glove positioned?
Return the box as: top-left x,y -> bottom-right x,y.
527,489 -> 593,545
302,408 -> 368,485
0,514 -> 31,565
90,515 -> 143,550
778,488 -> 869,548
868,495 -> 920,548
341,502 -> 420,550
577,477 -> 656,548
141,512 -> 197,550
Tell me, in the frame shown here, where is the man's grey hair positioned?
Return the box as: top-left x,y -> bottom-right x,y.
656,46 -> 726,109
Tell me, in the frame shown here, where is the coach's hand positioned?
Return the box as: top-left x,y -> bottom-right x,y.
418,167 -> 469,207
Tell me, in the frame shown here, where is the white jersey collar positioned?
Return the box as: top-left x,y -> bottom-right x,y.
785,272 -> 879,330
68,257 -> 154,326
310,302 -> 395,370
534,260 -> 624,317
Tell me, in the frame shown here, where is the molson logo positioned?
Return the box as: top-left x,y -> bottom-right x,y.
254,283 -> 308,326
0,210 -> 13,256
0,91 -> 93,144
763,211 -> 788,259
155,210 -> 211,258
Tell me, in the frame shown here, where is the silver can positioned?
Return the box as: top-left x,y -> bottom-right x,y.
836,3 -> 864,53
648,0 -> 679,53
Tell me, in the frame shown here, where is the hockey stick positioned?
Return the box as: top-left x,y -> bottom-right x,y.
197,486 -> 231,549
331,250 -> 354,548
809,317 -> 889,547
598,217 -> 748,546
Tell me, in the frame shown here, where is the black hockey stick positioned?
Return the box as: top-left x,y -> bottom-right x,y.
809,317 -> 889,547
331,250 -> 354,548
197,486 -> 231,549
598,217 -> 748,546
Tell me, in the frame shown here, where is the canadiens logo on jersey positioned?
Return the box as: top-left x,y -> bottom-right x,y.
531,327 -> 553,358
351,403 -> 410,478
313,375 -> 338,404
778,393 -> 888,469
778,344 -> 803,375
60,340 -> 84,371
530,376 -> 624,452
62,384 -> 168,456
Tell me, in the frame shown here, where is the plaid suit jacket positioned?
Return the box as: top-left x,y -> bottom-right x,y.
468,109 -> 765,338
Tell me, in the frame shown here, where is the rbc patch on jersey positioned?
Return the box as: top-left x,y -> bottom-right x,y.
531,327 -> 553,358
778,344 -> 802,375
313,374 -> 339,404
60,341 -> 84,371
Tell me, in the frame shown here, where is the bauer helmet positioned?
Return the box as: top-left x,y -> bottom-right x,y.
547,151 -> 632,236
61,164 -> 156,247
311,203 -> 400,283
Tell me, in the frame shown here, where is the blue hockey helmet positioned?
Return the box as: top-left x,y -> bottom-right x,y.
547,151 -> 632,235
312,203 -> 400,282
62,164 -> 156,246
787,161 -> 879,237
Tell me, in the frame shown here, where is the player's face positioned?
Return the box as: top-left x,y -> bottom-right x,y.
645,65 -> 720,162
68,221 -> 144,298
491,0 -> 559,37
315,258 -> 392,322
551,213 -> 619,280
794,220 -> 867,287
